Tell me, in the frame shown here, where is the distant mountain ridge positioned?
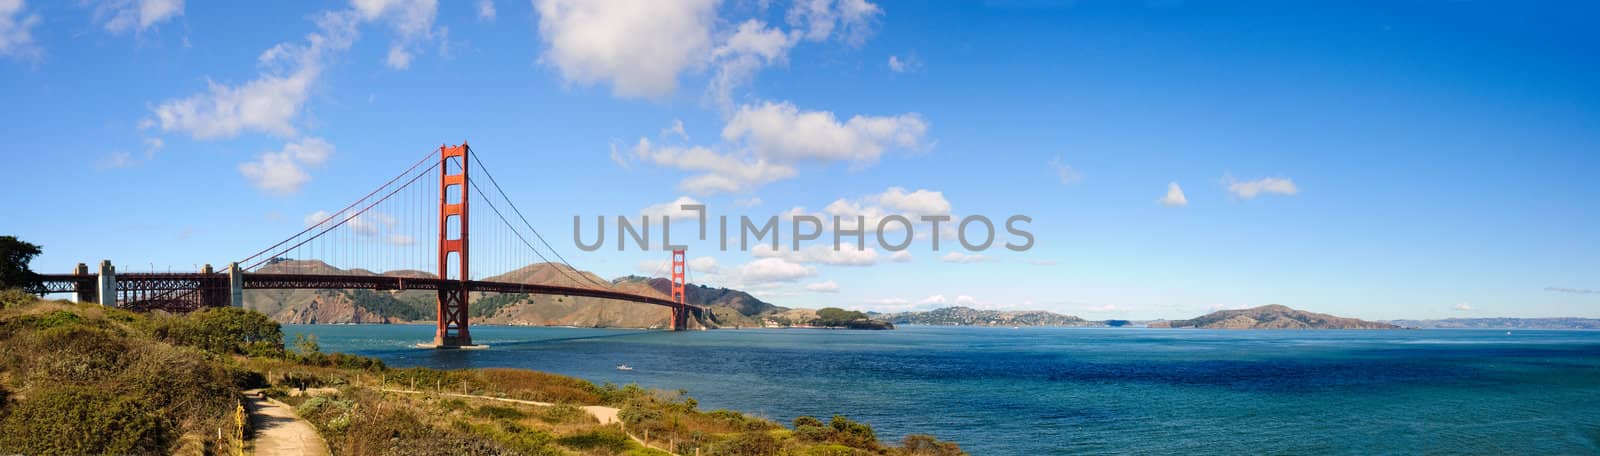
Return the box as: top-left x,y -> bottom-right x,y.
1151,305 -> 1398,329
1388,318 -> 1600,330
878,306 -> 1093,327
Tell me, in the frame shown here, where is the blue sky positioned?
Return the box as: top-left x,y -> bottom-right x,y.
2,0 -> 1596,320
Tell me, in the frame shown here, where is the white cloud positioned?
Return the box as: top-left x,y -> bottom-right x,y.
98,151 -> 135,170
0,0 -> 41,61
804,280 -> 839,293
733,257 -> 816,284
147,10 -> 358,140
151,71 -> 318,139
890,250 -> 912,262
954,295 -> 978,306
637,256 -> 719,276
787,0 -> 882,45
661,119 -> 689,141
533,0 -> 717,98
284,136 -> 333,165
1452,302 -> 1472,311
820,186 -> 951,232
941,252 -> 987,264
873,297 -> 909,306
1027,259 -> 1057,266
1225,175 -> 1299,199
304,210 -> 333,227
241,137 -> 334,195
304,210 -> 398,237
352,0 -> 439,70
476,0 -> 495,21
735,197 -> 763,208
709,20 -> 798,108
353,0 -> 437,38
753,244 -> 880,266
1050,155 -> 1081,184
142,136 -> 164,157
385,44 -> 413,69
917,294 -> 946,305
1159,182 -> 1187,207
723,101 -> 928,164
887,54 -> 920,73
621,138 -> 797,194
874,187 -> 950,214
92,0 -> 184,34
639,195 -> 704,222
241,151 -> 310,195
148,0 -> 439,142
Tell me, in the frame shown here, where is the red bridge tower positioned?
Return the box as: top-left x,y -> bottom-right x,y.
434,143 -> 474,348
671,249 -> 688,331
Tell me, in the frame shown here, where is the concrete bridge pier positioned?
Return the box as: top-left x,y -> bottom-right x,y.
73,263 -> 96,304
228,262 -> 244,308
96,260 -> 116,307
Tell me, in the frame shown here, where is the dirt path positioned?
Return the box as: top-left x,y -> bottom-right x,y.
243,393 -> 330,456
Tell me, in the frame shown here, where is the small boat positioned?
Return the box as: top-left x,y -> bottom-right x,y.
616,364 -> 634,371
1506,331 -> 1513,336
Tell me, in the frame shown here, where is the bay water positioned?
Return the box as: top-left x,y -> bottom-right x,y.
286,325 -> 1600,455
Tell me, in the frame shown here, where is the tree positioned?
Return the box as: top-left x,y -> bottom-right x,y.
814,307 -> 869,327
0,236 -> 42,292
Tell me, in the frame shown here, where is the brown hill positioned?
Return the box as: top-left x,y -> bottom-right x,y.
242,261 -> 731,329
1151,305 -> 1398,329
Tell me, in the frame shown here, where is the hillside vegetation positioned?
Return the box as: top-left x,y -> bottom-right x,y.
1151,305 -> 1399,329
0,290 -> 963,455
878,307 -> 1093,327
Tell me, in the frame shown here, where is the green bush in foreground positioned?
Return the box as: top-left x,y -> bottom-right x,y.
144,306 -> 284,356
0,386 -> 172,455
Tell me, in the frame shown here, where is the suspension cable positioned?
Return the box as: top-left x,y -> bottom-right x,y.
464,178 -> 603,289
467,147 -> 613,289
246,161 -> 441,271
238,148 -> 437,266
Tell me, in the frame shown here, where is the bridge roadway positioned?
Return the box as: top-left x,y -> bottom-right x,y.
35,272 -> 701,312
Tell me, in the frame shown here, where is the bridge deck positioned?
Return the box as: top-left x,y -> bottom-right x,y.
35,273 -> 699,311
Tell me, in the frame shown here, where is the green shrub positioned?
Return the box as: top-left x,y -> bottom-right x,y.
19,310 -> 84,329
794,415 -> 825,428
827,415 -> 879,450
471,405 -> 527,420
897,434 -> 966,455
802,444 -> 864,456
0,288 -> 35,309
114,343 -> 237,425
487,421 -> 560,455
18,325 -> 131,385
555,427 -> 633,453
538,404 -> 585,424
230,366 -> 270,389
0,386 -> 173,455
145,307 -> 283,356
712,430 -> 780,456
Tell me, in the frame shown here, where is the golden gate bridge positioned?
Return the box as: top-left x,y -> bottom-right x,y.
35,143 -> 701,348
